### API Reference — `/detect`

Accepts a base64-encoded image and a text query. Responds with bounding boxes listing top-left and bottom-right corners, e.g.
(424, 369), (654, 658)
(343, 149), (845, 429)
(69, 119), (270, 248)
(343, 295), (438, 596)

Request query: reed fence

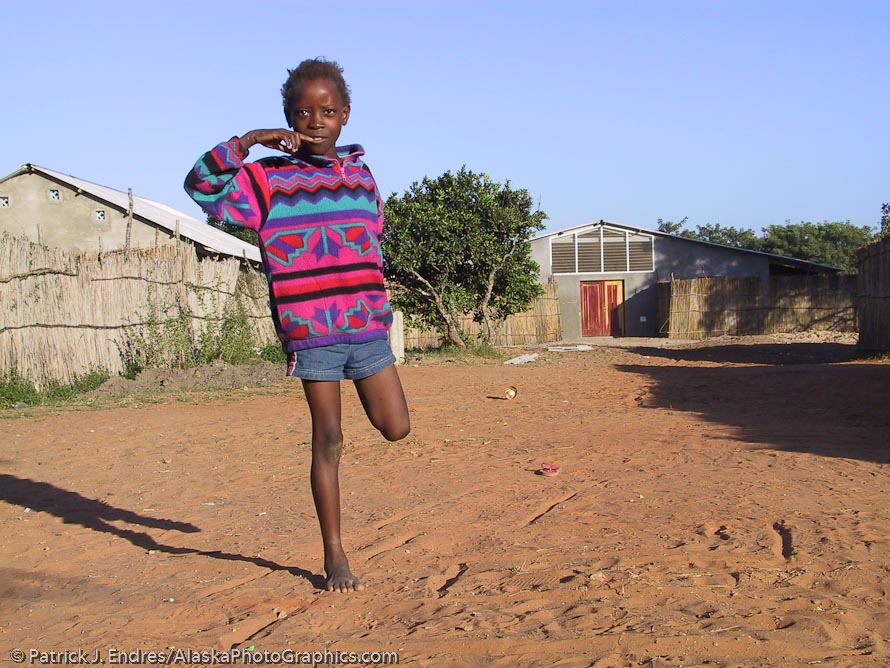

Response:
(658, 275), (857, 340)
(1, 233), (562, 388)
(857, 237), (890, 351)
(403, 282), (562, 349)
(0, 233), (275, 389)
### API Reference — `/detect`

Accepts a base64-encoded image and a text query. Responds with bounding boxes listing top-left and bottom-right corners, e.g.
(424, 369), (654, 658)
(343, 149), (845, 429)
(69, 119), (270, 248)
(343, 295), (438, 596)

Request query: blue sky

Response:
(3, 1), (888, 235)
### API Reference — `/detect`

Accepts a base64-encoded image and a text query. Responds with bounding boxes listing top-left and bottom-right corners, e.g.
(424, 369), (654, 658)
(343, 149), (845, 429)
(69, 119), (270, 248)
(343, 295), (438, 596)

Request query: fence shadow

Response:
(629, 341), (860, 366)
(0, 474), (325, 588)
(616, 351), (890, 463)
(659, 275), (858, 339)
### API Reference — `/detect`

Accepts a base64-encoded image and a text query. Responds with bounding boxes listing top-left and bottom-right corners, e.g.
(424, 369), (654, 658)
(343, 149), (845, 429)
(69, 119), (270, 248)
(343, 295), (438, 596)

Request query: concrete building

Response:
(0, 164), (260, 262)
(530, 220), (842, 339)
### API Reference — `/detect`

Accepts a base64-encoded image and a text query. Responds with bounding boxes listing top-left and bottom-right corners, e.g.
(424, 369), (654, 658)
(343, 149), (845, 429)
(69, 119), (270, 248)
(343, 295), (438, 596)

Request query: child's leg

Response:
(301, 379), (364, 593)
(353, 365), (410, 441)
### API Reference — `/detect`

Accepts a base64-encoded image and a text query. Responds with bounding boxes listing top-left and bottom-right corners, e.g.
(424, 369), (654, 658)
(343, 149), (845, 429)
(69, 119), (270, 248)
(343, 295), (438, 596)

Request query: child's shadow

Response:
(0, 473), (326, 589)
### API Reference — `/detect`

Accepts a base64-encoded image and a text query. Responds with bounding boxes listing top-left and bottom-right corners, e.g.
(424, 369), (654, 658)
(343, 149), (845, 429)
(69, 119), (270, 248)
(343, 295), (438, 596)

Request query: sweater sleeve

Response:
(183, 137), (268, 231)
(374, 182), (385, 238)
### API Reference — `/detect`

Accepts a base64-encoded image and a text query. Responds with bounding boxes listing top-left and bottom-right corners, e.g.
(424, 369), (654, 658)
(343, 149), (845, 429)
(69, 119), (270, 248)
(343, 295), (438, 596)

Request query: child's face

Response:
(288, 78), (350, 159)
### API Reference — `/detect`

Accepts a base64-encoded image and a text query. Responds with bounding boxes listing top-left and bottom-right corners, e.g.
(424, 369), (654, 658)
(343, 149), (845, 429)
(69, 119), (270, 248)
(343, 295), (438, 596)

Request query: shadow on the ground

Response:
(616, 343), (889, 463)
(628, 342), (860, 366)
(0, 474), (326, 589)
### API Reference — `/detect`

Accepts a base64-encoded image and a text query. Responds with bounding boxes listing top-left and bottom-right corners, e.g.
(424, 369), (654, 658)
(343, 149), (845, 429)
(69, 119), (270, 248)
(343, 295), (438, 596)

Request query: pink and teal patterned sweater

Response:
(185, 138), (393, 353)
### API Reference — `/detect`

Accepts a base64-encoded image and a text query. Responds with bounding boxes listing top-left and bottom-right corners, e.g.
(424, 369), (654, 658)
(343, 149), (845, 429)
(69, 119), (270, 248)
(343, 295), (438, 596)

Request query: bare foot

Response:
(325, 560), (365, 593)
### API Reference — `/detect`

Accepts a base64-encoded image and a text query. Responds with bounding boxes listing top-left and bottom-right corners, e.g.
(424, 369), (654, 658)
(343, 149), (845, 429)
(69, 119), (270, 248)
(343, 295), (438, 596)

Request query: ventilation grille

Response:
(551, 226), (654, 274)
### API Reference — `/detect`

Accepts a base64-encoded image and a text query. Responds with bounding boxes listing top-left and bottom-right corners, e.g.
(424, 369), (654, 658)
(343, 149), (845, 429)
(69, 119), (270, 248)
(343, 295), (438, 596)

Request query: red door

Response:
(581, 281), (624, 336)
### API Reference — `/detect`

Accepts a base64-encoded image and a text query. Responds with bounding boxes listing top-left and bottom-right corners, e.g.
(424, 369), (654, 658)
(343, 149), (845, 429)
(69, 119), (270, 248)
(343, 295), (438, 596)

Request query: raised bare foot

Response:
(325, 560), (365, 593)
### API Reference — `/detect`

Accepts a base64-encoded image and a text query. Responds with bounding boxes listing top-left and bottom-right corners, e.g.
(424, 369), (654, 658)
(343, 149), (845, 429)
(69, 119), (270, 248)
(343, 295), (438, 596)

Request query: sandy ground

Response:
(1, 334), (888, 668)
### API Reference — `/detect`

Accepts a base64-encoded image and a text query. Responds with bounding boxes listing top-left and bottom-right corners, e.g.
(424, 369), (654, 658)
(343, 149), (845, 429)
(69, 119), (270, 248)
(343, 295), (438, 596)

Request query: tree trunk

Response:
(444, 316), (465, 347)
(410, 270), (467, 348)
(480, 306), (497, 344)
(477, 267), (499, 344)
(430, 288), (466, 348)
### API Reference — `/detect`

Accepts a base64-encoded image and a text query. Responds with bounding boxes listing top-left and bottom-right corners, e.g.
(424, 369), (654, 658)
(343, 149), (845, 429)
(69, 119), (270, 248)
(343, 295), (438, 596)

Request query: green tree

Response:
(684, 222), (763, 250)
(881, 203), (890, 238)
(761, 220), (877, 271)
(657, 215), (880, 269)
(656, 217), (688, 235)
(207, 214), (258, 246)
(659, 217), (762, 250)
(382, 168), (547, 347)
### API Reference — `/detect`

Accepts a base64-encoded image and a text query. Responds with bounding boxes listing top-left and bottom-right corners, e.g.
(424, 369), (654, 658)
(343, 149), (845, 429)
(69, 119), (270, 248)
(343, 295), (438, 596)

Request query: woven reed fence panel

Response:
(403, 282), (562, 349)
(857, 237), (890, 351)
(1, 232), (563, 387)
(0, 234), (275, 389)
(659, 274), (857, 340)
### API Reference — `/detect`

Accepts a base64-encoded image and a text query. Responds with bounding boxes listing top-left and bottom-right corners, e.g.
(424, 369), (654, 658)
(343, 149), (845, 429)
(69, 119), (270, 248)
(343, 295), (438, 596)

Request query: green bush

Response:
(409, 341), (505, 362)
(1, 369), (110, 409)
(258, 342), (286, 363)
(125, 295), (275, 375)
(214, 302), (259, 366)
(126, 304), (197, 374)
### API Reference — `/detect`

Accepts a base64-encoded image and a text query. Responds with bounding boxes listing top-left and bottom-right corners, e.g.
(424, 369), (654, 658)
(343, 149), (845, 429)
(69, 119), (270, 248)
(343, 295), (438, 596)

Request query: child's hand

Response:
(239, 129), (322, 154)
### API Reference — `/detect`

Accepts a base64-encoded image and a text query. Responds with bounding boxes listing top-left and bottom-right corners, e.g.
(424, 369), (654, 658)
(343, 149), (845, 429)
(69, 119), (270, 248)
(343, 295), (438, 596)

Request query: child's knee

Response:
(381, 420), (410, 442)
(315, 438), (344, 464)
(314, 426), (344, 462)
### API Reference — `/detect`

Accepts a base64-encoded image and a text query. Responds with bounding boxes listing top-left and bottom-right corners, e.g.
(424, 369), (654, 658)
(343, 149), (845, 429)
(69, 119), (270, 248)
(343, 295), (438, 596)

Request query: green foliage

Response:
(124, 295), (274, 375)
(257, 342), (287, 363)
(761, 221), (877, 271)
(658, 216), (879, 271)
(687, 223), (763, 250)
(0, 370), (40, 407)
(408, 342), (505, 362)
(197, 300), (258, 366)
(207, 214), (259, 246)
(881, 203), (890, 238)
(658, 217), (762, 249)
(656, 217), (687, 235)
(382, 167), (546, 346)
(125, 303), (197, 373)
(1, 369), (110, 409)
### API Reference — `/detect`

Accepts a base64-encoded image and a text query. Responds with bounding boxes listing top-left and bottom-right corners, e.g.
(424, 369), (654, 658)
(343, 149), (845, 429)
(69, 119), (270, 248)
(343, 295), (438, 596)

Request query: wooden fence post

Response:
(389, 310), (405, 364)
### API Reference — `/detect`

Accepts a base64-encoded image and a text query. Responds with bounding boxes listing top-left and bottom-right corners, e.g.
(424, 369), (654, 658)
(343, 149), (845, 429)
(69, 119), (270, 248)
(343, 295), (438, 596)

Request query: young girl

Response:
(184, 58), (410, 593)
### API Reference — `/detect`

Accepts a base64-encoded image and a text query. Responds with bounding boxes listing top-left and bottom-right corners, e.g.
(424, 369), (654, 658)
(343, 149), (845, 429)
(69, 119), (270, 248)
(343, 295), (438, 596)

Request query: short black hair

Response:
(281, 58), (351, 126)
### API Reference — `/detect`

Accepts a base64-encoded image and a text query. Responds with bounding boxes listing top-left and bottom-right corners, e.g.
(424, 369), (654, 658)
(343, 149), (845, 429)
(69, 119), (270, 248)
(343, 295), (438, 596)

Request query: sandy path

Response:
(1, 341), (888, 667)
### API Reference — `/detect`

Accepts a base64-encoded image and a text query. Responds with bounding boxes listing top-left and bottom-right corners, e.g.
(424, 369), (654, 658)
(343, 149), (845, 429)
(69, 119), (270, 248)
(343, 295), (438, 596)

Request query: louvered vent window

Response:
(629, 232), (654, 271)
(0, 196), (9, 208)
(602, 229), (627, 272)
(550, 225), (654, 274)
(551, 236), (576, 273)
(577, 230), (602, 272)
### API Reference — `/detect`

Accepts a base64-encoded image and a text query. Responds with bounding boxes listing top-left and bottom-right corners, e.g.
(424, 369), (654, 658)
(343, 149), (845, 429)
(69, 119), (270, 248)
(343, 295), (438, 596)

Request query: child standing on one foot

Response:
(184, 58), (410, 593)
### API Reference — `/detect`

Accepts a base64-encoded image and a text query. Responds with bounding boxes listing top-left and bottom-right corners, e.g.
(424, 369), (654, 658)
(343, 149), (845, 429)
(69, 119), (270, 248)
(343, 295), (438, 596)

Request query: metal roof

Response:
(534, 219), (843, 273)
(1, 164), (261, 263)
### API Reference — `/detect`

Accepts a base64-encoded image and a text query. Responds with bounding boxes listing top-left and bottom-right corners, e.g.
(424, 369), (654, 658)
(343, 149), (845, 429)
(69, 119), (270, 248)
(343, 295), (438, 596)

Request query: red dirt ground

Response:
(2, 334), (888, 667)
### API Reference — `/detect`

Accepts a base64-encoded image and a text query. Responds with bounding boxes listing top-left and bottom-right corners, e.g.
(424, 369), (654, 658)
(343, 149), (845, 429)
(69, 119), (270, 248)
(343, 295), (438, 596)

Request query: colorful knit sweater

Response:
(184, 138), (393, 352)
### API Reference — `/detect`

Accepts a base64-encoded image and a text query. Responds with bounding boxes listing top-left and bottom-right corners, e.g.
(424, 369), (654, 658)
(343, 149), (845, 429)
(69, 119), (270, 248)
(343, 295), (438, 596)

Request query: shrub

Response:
(1, 369), (110, 409)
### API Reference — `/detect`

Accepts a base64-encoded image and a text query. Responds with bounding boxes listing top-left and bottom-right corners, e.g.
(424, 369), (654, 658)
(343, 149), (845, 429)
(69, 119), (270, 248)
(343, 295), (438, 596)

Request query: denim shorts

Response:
(287, 339), (396, 381)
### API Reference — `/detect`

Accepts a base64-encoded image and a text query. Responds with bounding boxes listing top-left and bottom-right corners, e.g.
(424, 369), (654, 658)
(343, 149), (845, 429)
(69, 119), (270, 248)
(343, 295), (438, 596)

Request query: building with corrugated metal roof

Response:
(0, 164), (261, 263)
(531, 220), (845, 338)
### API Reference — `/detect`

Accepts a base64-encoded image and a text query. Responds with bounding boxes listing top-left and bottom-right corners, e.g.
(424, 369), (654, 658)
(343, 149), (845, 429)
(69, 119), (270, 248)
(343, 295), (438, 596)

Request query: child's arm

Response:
(240, 128), (322, 154)
(184, 129), (320, 231)
(184, 136), (268, 231)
